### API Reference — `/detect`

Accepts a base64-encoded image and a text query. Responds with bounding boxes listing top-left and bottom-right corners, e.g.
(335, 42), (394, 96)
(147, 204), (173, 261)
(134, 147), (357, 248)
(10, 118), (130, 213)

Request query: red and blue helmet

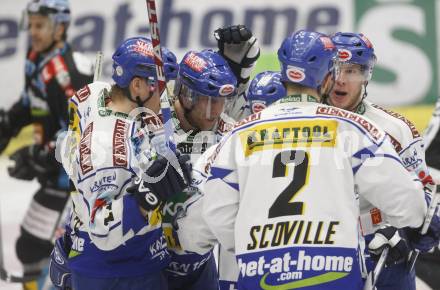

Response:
(248, 71), (286, 114)
(112, 37), (178, 88)
(277, 30), (337, 89)
(174, 49), (237, 101)
(26, 0), (70, 24)
(331, 32), (376, 81)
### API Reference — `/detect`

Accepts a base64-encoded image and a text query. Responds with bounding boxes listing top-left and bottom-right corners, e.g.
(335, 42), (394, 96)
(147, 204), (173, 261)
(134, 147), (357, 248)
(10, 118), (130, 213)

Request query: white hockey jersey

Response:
(177, 95), (427, 290)
(357, 100), (430, 235)
(63, 82), (169, 278)
(162, 108), (235, 277)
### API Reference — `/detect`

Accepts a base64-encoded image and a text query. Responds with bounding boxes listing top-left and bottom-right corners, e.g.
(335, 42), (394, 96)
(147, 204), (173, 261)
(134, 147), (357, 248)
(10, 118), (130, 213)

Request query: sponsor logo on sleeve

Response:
(113, 119), (128, 167)
(370, 104), (420, 138)
(76, 85), (91, 103)
(79, 122), (94, 174)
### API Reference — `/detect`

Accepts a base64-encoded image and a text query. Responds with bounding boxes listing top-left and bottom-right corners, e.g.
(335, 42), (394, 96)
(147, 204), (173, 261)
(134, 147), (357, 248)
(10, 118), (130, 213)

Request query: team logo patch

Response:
(251, 101), (267, 114)
(338, 49), (352, 62)
(133, 40), (153, 57)
(286, 67), (306, 83)
(184, 52), (207, 72)
(219, 84), (235, 96)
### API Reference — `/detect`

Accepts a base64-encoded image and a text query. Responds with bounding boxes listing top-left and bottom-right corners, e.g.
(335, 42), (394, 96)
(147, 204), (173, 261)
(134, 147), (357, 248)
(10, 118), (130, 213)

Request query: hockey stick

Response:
(363, 246), (389, 290)
(406, 183), (440, 272)
(93, 51), (103, 83)
(146, 0), (176, 153)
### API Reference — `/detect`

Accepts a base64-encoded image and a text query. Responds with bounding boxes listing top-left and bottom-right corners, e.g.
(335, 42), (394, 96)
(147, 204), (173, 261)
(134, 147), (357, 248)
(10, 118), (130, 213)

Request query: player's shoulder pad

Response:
(365, 101), (421, 141)
(315, 104), (385, 142)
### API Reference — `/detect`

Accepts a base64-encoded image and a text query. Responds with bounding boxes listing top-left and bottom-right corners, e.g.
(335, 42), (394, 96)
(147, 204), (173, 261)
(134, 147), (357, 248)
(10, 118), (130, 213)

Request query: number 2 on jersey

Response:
(269, 150), (309, 218)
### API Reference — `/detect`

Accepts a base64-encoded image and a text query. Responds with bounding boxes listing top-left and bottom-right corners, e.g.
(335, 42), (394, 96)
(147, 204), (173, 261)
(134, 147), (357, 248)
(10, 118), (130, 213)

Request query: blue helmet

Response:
(277, 30), (337, 89)
(331, 32), (376, 80)
(248, 71), (286, 114)
(26, 0), (70, 24)
(174, 49), (237, 101)
(112, 37), (178, 88)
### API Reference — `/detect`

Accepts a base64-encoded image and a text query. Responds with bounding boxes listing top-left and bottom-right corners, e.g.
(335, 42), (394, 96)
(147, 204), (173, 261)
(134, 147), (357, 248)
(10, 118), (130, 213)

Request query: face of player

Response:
(28, 14), (61, 53)
(189, 96), (226, 131)
(131, 77), (161, 113)
(328, 63), (365, 111)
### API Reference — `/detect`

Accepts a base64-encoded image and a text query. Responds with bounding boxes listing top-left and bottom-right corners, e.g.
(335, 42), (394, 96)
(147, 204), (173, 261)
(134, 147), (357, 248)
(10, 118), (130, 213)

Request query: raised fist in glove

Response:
(128, 152), (192, 212)
(368, 225), (410, 266)
(214, 24), (260, 87)
(8, 143), (58, 181)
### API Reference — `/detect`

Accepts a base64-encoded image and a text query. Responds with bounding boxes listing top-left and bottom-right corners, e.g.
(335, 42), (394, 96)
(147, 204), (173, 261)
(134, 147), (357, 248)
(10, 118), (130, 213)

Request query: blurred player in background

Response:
(0, 0), (93, 288)
(327, 32), (440, 290)
(176, 30), (432, 290)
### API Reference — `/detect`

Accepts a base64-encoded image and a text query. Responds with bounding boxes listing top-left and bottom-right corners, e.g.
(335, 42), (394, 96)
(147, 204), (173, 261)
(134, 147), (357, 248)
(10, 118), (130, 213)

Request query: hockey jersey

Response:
(177, 95), (427, 290)
(356, 100), (430, 235)
(64, 81), (169, 278)
(162, 107), (235, 277)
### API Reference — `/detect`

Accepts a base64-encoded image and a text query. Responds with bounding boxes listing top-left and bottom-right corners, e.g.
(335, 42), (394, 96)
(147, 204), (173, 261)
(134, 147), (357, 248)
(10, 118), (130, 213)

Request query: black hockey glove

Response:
(8, 144), (59, 181)
(0, 109), (13, 153)
(406, 214), (440, 253)
(127, 152), (192, 212)
(368, 225), (411, 266)
(214, 24), (260, 88)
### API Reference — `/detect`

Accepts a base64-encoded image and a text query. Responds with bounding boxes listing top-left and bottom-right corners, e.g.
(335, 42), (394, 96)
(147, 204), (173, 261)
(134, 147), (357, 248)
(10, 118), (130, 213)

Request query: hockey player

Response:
(176, 30), (431, 290)
(0, 0), (93, 288)
(162, 48), (237, 290)
(52, 37), (191, 290)
(216, 70), (286, 290)
(327, 32), (440, 290)
(162, 25), (260, 290)
(247, 71), (286, 114)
